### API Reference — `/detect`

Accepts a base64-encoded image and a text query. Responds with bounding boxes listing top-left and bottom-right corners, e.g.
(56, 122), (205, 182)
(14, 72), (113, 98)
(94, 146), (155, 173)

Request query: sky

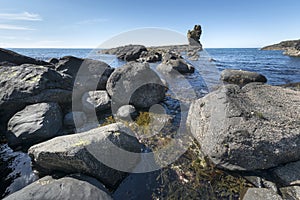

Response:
(0, 0), (299, 48)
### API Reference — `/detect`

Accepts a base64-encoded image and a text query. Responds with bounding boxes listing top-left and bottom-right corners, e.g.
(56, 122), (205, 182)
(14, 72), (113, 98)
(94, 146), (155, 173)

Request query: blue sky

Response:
(0, 0), (299, 48)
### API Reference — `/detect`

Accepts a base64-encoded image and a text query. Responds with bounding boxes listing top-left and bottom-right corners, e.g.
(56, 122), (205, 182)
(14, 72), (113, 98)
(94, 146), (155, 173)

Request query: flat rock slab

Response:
(28, 123), (141, 189)
(3, 175), (112, 200)
(187, 83), (300, 171)
(242, 188), (282, 200)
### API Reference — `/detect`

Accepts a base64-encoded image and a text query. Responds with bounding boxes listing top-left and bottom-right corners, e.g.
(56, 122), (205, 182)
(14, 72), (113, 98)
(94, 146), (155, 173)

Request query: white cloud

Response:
(0, 12), (42, 21)
(76, 18), (108, 25)
(0, 24), (35, 30)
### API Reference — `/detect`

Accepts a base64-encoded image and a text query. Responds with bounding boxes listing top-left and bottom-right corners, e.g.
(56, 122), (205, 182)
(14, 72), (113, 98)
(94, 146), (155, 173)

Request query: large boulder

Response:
(28, 123), (141, 189)
(55, 56), (114, 90)
(187, 83), (300, 171)
(3, 175), (112, 200)
(0, 65), (72, 131)
(0, 48), (50, 66)
(220, 69), (267, 86)
(106, 62), (165, 108)
(7, 103), (62, 148)
(82, 91), (111, 113)
(101, 45), (147, 61)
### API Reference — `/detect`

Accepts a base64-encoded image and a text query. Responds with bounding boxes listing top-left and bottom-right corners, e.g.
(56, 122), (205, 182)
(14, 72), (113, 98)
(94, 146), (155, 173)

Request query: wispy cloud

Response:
(0, 24), (35, 30)
(0, 12), (42, 21)
(76, 18), (108, 25)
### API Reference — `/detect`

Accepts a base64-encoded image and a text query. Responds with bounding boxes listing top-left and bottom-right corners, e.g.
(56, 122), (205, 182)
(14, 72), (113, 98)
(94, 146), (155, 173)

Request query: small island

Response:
(262, 39), (300, 57)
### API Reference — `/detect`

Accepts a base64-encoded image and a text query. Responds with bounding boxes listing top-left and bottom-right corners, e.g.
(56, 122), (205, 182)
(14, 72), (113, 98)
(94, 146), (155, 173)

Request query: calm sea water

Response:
(10, 48), (300, 85)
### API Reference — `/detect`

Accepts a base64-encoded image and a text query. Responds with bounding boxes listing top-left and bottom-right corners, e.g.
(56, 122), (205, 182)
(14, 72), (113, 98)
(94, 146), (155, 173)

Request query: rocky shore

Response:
(262, 39), (300, 57)
(1, 28), (300, 199)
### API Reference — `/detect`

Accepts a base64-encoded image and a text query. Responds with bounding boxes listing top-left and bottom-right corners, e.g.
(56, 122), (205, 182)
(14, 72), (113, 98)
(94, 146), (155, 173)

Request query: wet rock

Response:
(242, 188), (282, 200)
(101, 45), (147, 61)
(7, 103), (62, 148)
(0, 64), (72, 131)
(115, 105), (137, 120)
(64, 112), (87, 128)
(106, 62), (165, 108)
(82, 91), (111, 113)
(220, 69), (267, 86)
(280, 186), (300, 200)
(272, 161), (300, 186)
(3, 174), (112, 200)
(157, 59), (194, 74)
(55, 56), (114, 90)
(187, 83), (300, 171)
(28, 123), (141, 189)
(157, 52), (194, 74)
(0, 48), (50, 66)
(137, 50), (162, 63)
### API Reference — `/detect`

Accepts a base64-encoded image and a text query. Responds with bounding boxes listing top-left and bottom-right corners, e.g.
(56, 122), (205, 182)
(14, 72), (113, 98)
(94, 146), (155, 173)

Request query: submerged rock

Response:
(28, 123), (141, 189)
(7, 103), (62, 148)
(106, 62), (165, 108)
(101, 45), (147, 61)
(0, 48), (49, 66)
(220, 69), (267, 86)
(3, 174), (112, 200)
(187, 83), (300, 171)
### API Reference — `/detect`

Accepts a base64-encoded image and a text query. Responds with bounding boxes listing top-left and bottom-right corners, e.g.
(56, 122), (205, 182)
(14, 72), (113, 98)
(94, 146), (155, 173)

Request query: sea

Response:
(1, 48), (299, 198)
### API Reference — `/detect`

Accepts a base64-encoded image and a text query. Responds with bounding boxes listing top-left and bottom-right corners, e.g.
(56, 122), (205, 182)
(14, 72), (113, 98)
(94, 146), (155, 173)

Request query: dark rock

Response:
(7, 103), (62, 148)
(157, 52), (194, 74)
(3, 175), (112, 200)
(138, 51), (162, 63)
(106, 62), (165, 108)
(48, 58), (59, 65)
(101, 45), (147, 61)
(82, 91), (111, 113)
(280, 186), (300, 200)
(55, 56), (114, 90)
(242, 188), (282, 200)
(0, 48), (49, 66)
(0, 65), (72, 132)
(64, 112), (87, 128)
(157, 57), (195, 74)
(272, 161), (300, 186)
(220, 69), (267, 86)
(187, 83), (300, 171)
(28, 123), (141, 189)
(187, 25), (203, 47)
(115, 105), (137, 120)
(262, 39), (300, 57)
